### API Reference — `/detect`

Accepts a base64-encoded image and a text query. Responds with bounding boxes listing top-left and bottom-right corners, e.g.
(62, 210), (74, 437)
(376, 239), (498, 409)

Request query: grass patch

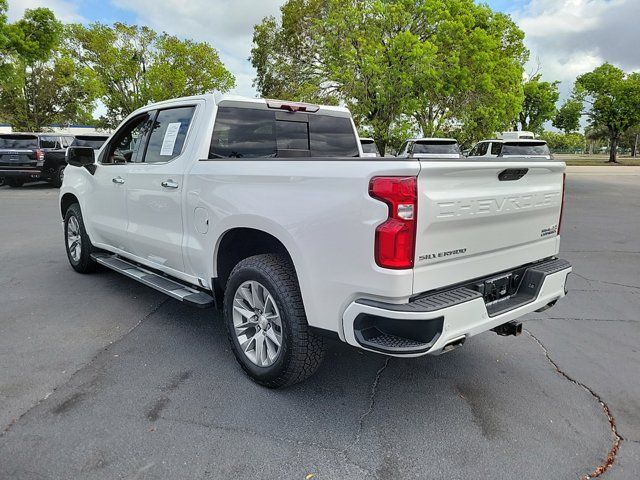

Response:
(554, 154), (640, 166)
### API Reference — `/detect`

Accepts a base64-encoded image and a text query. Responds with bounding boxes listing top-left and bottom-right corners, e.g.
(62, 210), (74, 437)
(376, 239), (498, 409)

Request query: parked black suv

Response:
(0, 133), (75, 187)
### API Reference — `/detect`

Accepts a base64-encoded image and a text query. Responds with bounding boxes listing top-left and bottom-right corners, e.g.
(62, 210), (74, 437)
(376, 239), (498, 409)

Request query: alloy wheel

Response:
(232, 280), (283, 367)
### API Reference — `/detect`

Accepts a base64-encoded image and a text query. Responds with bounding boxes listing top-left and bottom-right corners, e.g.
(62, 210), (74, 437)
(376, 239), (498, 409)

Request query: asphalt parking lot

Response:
(1, 172), (639, 479)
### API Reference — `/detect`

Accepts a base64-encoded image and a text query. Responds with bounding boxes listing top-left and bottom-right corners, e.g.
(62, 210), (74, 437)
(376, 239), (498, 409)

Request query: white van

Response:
(498, 131), (536, 140)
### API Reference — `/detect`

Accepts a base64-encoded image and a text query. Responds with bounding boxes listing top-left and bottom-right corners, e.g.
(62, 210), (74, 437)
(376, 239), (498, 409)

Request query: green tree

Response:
(0, 4), (96, 130)
(620, 125), (640, 157)
(538, 131), (584, 153)
(411, 2), (528, 142)
(66, 23), (235, 127)
(0, 0), (9, 59)
(0, 56), (100, 131)
(568, 63), (640, 163)
(0, 2), (61, 67)
(251, 0), (334, 104)
(251, 0), (528, 155)
(553, 98), (582, 133)
(517, 75), (559, 133)
(584, 124), (609, 155)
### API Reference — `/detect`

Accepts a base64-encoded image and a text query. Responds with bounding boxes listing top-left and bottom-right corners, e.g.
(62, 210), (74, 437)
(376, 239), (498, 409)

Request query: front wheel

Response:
(64, 203), (97, 273)
(223, 254), (325, 388)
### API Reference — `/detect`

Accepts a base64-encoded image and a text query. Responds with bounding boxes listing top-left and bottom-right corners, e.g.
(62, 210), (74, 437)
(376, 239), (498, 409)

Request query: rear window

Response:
(209, 106), (358, 158)
(412, 141), (460, 155)
(0, 135), (39, 149)
(73, 136), (109, 148)
(501, 142), (550, 156)
(39, 136), (61, 149)
(361, 139), (379, 155)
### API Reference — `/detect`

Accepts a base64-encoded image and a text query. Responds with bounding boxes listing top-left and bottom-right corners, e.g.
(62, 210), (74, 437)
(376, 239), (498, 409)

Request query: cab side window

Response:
(474, 142), (489, 156)
(143, 106), (195, 164)
(40, 136), (61, 149)
(102, 113), (152, 164)
(490, 142), (502, 155)
(398, 141), (410, 156)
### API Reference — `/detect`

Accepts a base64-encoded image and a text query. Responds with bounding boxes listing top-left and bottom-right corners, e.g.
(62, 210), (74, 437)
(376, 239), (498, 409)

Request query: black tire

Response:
(51, 165), (65, 188)
(6, 178), (24, 188)
(64, 203), (97, 273)
(223, 254), (325, 388)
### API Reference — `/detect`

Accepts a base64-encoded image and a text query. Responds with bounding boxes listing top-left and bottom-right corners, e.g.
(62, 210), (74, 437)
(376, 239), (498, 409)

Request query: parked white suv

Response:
(60, 94), (571, 387)
(468, 139), (552, 160)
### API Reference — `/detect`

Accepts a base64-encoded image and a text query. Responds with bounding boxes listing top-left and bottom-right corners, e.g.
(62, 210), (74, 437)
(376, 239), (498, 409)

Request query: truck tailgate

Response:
(413, 160), (565, 294)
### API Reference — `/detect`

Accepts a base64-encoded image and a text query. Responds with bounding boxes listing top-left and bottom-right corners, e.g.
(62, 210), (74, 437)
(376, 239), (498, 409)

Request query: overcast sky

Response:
(7, 0), (640, 101)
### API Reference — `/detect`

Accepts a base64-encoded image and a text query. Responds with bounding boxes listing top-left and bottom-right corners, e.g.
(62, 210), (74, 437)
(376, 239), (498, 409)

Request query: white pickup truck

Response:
(60, 94), (571, 387)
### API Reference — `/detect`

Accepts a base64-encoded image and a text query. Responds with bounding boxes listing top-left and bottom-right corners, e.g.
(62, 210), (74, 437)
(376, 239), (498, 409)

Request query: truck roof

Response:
(480, 139), (547, 144)
(141, 93), (352, 117)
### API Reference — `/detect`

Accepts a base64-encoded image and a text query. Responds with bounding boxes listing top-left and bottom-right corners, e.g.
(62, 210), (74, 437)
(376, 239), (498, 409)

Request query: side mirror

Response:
(66, 146), (95, 168)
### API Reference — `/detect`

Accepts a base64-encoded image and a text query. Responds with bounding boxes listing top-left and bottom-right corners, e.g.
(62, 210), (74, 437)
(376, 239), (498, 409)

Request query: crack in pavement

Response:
(1, 298), (171, 435)
(572, 272), (640, 292)
(156, 414), (376, 478)
(349, 357), (391, 450)
(541, 317), (639, 324)
(525, 330), (622, 479)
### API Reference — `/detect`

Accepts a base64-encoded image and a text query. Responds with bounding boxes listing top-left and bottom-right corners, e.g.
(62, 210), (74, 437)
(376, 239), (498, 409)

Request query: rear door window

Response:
(0, 135), (39, 149)
(143, 106), (196, 163)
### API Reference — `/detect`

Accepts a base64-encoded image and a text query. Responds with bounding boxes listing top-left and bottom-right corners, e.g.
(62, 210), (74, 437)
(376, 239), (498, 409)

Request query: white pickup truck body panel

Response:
(412, 161), (563, 294)
(60, 94), (570, 354)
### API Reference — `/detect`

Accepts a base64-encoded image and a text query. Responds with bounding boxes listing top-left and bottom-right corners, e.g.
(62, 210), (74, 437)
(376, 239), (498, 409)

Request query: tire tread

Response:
(224, 254), (325, 388)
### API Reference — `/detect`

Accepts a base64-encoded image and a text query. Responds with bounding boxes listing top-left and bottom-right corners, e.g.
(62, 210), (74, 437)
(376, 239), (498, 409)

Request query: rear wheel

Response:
(64, 203), (96, 273)
(6, 178), (24, 188)
(223, 254), (325, 388)
(51, 165), (65, 188)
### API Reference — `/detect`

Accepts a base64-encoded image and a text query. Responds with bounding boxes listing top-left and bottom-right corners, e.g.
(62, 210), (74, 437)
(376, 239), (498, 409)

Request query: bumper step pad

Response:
(91, 253), (214, 308)
(361, 332), (431, 351)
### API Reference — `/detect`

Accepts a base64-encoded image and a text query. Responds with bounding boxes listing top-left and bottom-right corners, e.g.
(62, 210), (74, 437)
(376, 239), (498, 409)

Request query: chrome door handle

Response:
(112, 176), (125, 184)
(161, 179), (179, 189)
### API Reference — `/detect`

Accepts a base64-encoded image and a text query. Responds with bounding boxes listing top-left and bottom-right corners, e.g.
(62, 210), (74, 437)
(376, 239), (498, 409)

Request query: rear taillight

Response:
(369, 176), (417, 269)
(35, 149), (45, 164)
(558, 172), (566, 234)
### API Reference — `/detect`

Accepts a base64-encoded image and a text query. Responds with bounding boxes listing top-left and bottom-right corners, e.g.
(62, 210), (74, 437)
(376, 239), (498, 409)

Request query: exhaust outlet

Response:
(441, 335), (466, 354)
(492, 321), (523, 337)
